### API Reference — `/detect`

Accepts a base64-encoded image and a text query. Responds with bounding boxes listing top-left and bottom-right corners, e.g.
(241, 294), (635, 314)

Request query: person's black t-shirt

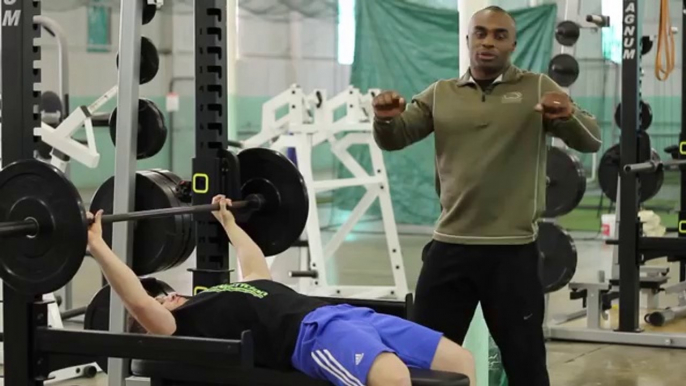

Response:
(171, 280), (328, 369)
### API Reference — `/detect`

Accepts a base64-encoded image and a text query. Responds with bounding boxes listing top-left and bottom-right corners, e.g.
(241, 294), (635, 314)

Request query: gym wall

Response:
(37, 1), (350, 191)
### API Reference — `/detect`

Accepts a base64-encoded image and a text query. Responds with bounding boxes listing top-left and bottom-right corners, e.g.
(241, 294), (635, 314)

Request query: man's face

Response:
(155, 292), (187, 311)
(467, 10), (516, 74)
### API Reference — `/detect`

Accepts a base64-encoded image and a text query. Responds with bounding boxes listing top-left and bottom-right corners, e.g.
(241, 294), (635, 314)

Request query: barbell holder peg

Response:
(623, 159), (686, 175)
(623, 161), (662, 175)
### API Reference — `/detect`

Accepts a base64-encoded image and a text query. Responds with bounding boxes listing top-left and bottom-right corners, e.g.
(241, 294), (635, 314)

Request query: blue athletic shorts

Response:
(291, 304), (443, 386)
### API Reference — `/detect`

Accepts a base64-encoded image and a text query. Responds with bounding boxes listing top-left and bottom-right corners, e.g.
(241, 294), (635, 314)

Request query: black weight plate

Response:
(143, 1), (158, 25)
(150, 170), (194, 270)
(116, 36), (159, 85)
(555, 21), (580, 47)
(158, 171), (196, 266)
(545, 147), (586, 217)
(548, 54), (579, 87)
(109, 99), (168, 160)
(146, 99), (167, 156)
(137, 100), (167, 159)
(237, 148), (309, 256)
(150, 170), (195, 269)
(89, 173), (180, 275)
(84, 278), (175, 373)
(597, 143), (664, 203)
(537, 222), (577, 293)
(36, 141), (53, 160)
(614, 100), (653, 131)
(0, 160), (87, 295)
(139, 171), (186, 271)
(40, 91), (63, 115)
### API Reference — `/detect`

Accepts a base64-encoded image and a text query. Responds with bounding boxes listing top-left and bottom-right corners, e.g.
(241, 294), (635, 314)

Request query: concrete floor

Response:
(13, 210), (686, 386)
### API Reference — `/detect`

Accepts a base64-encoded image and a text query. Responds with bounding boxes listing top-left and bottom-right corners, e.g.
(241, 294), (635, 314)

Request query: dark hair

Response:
(127, 314), (148, 334)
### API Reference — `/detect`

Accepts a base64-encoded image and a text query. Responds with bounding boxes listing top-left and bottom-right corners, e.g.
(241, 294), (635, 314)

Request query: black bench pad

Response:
(131, 359), (469, 386)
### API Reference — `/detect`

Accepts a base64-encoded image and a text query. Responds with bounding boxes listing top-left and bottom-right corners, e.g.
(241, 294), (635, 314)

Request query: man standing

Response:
(371, 6), (601, 386)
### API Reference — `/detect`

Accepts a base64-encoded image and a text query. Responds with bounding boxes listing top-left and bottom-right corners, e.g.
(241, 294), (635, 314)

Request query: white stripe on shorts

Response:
(311, 351), (359, 386)
(320, 349), (364, 386)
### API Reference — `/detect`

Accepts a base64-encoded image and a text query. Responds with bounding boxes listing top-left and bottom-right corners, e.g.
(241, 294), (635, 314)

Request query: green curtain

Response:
(332, 0), (558, 226)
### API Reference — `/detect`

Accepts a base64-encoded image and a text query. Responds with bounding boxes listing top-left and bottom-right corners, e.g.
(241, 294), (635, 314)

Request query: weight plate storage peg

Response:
(548, 54), (580, 87)
(537, 222), (578, 293)
(545, 146), (586, 218)
(0, 160), (88, 295)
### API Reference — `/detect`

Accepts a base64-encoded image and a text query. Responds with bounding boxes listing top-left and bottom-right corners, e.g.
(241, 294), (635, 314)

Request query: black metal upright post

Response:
(191, 0), (233, 294)
(1, 0), (44, 384)
(680, 0), (686, 283)
(618, 0), (642, 332)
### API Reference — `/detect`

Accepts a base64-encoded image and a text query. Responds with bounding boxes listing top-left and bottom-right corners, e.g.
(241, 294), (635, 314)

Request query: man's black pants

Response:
(413, 240), (550, 386)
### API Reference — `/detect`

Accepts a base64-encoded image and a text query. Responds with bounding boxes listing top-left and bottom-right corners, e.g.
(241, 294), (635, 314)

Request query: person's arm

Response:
(372, 83), (436, 151)
(212, 195), (272, 281)
(538, 74), (602, 153)
(224, 221), (272, 281)
(88, 212), (176, 335)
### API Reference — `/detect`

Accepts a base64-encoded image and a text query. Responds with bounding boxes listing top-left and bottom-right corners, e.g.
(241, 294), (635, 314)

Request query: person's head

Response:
(467, 6), (517, 77)
(126, 292), (188, 334)
(155, 292), (188, 311)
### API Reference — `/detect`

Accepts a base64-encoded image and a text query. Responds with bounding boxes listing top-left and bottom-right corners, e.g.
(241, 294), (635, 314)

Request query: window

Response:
(601, 0), (622, 64)
(337, 0), (356, 65)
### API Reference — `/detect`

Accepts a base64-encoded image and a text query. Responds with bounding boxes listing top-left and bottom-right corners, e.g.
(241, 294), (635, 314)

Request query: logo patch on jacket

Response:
(502, 92), (523, 103)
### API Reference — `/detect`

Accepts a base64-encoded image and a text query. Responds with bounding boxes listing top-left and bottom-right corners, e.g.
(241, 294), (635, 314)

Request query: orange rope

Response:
(655, 0), (676, 81)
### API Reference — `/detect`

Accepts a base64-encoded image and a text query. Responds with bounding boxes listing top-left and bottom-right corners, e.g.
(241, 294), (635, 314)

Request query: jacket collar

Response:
(456, 65), (522, 87)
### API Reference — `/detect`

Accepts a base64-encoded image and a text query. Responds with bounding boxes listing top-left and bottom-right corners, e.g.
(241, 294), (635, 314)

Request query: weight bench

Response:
(130, 294), (468, 385)
(130, 360), (469, 386)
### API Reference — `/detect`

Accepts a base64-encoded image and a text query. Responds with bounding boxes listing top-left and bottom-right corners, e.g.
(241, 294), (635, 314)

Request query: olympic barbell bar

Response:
(0, 195), (268, 239)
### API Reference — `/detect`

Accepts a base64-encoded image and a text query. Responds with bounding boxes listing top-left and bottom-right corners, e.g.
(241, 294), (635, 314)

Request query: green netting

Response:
(332, 0), (558, 226)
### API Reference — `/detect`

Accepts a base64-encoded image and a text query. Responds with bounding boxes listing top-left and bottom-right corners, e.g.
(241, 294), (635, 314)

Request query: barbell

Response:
(0, 148), (309, 295)
(0, 194), (265, 236)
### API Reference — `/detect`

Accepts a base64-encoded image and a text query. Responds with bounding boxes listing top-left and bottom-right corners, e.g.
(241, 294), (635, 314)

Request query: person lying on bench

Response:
(87, 195), (475, 386)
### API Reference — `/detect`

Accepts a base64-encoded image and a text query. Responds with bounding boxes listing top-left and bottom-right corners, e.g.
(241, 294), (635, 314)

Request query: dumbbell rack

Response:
(243, 85), (409, 300)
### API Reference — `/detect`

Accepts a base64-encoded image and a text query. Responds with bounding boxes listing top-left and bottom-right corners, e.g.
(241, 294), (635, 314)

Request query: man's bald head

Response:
(467, 6), (517, 79)
(469, 6), (517, 35)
